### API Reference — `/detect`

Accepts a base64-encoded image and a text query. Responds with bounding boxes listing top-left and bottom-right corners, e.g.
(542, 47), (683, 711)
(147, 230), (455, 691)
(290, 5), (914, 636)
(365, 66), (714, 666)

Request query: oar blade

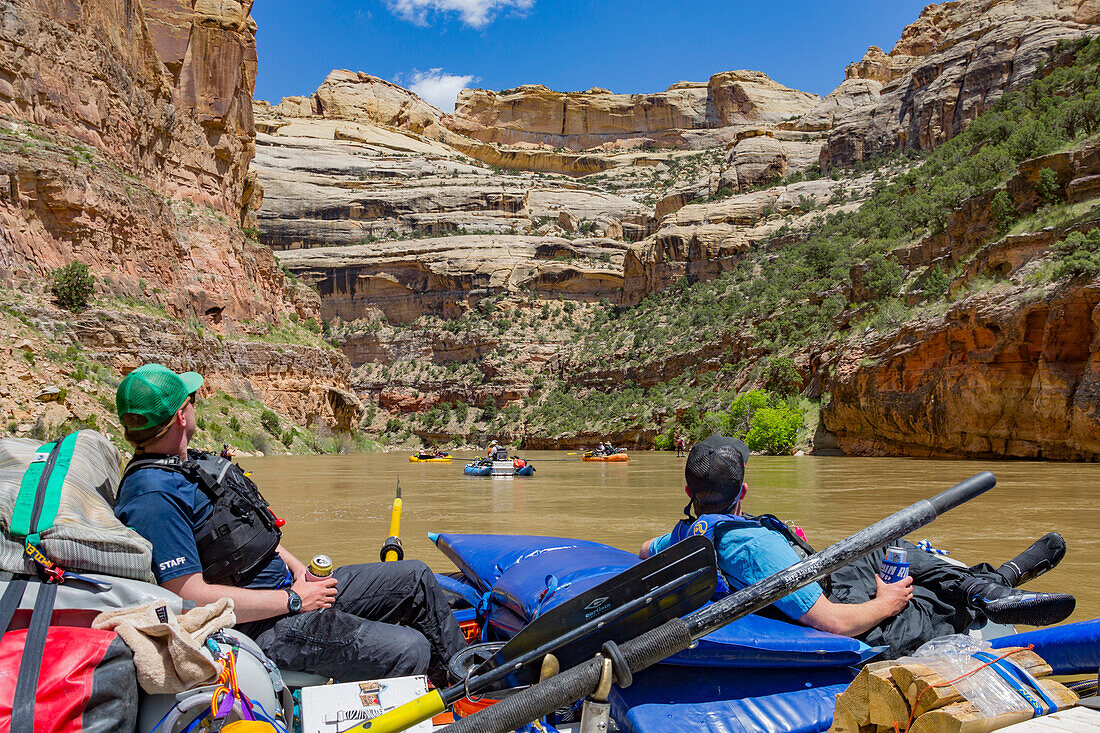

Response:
(476, 534), (717, 689)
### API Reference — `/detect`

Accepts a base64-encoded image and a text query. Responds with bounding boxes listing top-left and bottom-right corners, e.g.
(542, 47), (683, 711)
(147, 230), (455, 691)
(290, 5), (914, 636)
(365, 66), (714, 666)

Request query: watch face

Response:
(287, 590), (302, 613)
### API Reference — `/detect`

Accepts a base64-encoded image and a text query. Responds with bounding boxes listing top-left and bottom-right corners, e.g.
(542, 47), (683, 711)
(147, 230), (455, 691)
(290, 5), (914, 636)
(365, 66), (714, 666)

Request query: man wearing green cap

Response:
(114, 364), (465, 686)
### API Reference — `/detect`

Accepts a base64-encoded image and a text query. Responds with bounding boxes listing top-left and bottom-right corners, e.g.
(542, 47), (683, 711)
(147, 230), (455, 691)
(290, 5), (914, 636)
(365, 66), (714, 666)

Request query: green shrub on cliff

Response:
(50, 262), (95, 312)
(920, 264), (951, 301)
(260, 409), (280, 435)
(763, 356), (803, 396)
(991, 190), (1019, 233)
(1053, 229), (1100, 278)
(1035, 168), (1062, 206)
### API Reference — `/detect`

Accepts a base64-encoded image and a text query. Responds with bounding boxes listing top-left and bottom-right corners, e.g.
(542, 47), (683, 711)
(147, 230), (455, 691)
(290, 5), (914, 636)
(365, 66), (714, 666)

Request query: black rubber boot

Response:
(995, 532), (1067, 587)
(964, 578), (1076, 626)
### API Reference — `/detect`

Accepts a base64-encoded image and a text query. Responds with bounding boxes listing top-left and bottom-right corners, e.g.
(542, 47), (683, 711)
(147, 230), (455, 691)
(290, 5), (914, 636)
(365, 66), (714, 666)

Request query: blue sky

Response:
(253, 1), (931, 112)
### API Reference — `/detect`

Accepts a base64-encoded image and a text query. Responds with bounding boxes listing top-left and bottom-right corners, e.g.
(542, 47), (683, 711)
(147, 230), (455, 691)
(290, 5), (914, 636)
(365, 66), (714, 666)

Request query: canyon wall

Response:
(450, 72), (820, 150)
(247, 0), (1100, 458)
(821, 140), (1100, 459)
(813, 0), (1100, 167)
(0, 0), (356, 438)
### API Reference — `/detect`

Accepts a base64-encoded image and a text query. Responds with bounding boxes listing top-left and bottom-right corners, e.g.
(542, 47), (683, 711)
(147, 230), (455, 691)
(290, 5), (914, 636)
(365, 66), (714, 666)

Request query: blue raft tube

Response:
(428, 533), (1100, 733)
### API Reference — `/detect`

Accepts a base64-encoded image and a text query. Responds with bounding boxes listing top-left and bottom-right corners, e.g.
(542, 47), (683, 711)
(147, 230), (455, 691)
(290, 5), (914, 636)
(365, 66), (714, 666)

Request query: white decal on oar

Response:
(584, 596), (611, 619)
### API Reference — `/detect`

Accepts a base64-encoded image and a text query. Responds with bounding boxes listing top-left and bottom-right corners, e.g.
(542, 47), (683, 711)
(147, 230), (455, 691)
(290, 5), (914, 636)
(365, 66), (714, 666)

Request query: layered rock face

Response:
(813, 0), (1100, 167)
(307, 70), (452, 141)
(450, 72), (820, 150)
(825, 282), (1100, 459)
(0, 0), (257, 221)
(280, 235), (626, 327)
(622, 176), (872, 304)
(822, 140), (1100, 459)
(0, 0), (263, 297)
(252, 111), (652, 249)
(0, 0), (356, 435)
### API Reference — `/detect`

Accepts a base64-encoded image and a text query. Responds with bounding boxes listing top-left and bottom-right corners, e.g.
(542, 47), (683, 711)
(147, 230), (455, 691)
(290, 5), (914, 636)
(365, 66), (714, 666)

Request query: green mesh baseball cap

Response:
(116, 364), (204, 431)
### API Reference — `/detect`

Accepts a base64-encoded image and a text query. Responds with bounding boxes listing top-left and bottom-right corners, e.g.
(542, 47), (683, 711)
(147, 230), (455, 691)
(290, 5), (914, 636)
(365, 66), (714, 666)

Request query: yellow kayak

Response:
(582, 452), (628, 462)
(409, 454), (453, 463)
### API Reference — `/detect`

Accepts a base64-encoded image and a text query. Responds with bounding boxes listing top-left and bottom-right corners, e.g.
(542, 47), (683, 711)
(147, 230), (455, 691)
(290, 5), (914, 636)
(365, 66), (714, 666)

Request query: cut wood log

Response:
(867, 665), (911, 730)
(906, 679), (1078, 733)
(891, 647), (1053, 718)
(829, 695), (863, 733)
(835, 661), (895, 728)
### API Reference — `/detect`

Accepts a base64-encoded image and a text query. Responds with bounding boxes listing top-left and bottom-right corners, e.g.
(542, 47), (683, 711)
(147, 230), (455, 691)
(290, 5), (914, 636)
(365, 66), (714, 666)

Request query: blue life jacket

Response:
(669, 513), (817, 599)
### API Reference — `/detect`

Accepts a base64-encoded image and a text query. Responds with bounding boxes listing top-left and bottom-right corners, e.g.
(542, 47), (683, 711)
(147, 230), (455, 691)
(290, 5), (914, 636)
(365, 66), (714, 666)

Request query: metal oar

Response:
(442, 471), (997, 733)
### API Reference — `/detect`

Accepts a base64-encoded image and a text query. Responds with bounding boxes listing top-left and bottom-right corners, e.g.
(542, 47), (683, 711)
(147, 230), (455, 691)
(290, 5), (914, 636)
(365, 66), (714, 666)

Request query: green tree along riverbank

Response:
(358, 36), (1100, 454)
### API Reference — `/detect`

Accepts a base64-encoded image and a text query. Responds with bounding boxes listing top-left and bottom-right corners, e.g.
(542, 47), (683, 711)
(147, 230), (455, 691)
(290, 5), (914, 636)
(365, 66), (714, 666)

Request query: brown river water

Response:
(240, 451), (1100, 626)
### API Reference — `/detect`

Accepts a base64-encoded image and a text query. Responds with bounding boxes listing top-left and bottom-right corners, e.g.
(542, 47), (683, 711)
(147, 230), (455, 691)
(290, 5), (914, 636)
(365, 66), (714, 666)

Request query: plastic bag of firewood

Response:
(830, 635), (1078, 733)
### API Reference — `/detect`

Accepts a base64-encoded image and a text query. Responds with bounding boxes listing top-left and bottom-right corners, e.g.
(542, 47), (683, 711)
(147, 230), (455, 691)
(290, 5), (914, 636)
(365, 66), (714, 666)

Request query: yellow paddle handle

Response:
(350, 689), (445, 732)
(384, 496), (402, 562)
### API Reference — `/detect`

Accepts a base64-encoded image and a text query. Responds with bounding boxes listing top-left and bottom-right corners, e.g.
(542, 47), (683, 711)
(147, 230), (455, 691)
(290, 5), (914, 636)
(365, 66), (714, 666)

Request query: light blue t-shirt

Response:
(650, 521), (823, 620)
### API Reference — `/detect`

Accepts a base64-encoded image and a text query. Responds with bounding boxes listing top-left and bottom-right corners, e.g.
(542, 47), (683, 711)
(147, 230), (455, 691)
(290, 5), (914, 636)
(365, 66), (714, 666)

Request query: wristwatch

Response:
(285, 589), (303, 615)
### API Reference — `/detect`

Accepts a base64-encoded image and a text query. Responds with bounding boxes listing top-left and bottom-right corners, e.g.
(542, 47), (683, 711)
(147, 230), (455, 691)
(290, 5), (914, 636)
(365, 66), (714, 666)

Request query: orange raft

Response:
(581, 451), (628, 462)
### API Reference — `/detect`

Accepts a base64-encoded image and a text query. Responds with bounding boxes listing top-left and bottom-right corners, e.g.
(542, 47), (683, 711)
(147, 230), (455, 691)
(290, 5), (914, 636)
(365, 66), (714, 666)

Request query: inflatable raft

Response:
(464, 459), (535, 477)
(409, 452), (452, 463)
(431, 533), (1100, 733)
(582, 451), (628, 462)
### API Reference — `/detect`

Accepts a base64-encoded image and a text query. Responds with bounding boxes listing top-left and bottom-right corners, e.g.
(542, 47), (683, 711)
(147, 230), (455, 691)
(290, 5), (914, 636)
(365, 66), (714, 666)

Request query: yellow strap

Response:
(349, 689), (445, 733)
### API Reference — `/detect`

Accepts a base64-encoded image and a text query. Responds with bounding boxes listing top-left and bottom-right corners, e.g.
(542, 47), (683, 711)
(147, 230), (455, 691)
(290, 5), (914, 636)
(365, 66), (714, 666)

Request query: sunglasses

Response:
(188, 392), (198, 406)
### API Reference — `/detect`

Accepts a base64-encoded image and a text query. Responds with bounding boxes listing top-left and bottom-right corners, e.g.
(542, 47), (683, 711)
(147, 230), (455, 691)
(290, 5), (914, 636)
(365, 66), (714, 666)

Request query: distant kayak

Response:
(582, 451), (628, 462)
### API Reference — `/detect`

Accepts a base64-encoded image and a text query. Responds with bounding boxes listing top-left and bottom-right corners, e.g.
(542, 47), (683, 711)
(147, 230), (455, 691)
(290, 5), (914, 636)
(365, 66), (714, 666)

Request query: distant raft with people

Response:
(463, 457), (535, 477)
(582, 450), (628, 462)
(409, 450), (452, 463)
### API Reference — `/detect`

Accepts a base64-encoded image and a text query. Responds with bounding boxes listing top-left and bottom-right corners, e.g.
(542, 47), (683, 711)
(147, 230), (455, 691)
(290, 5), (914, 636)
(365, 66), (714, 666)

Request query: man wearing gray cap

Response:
(642, 435), (1074, 657)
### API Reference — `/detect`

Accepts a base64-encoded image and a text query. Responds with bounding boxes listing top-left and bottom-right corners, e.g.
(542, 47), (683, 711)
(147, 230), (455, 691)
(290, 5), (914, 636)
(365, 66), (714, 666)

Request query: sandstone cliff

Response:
(821, 140), (1100, 458)
(812, 0), (1100, 167)
(450, 72), (820, 151)
(280, 235), (626, 326)
(0, 0), (356, 444)
(243, 0), (1100, 461)
(823, 279), (1100, 459)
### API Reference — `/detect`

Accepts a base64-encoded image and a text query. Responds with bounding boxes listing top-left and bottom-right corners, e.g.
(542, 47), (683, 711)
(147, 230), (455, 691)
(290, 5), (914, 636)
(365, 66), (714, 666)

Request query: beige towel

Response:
(93, 598), (236, 694)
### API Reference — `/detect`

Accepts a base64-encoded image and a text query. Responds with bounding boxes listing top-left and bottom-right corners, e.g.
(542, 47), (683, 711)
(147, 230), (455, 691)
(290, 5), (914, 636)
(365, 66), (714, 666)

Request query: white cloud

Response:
(385, 0), (534, 28)
(403, 68), (477, 112)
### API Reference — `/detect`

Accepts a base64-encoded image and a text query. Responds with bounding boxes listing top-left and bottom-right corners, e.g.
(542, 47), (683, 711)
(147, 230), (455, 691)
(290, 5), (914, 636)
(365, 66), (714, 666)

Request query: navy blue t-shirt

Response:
(115, 460), (290, 589)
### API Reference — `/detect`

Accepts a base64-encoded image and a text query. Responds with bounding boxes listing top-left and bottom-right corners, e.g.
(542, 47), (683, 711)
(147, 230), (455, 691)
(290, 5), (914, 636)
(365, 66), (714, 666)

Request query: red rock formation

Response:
(823, 140), (1100, 459)
(823, 282), (1100, 459)
(0, 0), (356, 432)
(0, 0), (257, 220)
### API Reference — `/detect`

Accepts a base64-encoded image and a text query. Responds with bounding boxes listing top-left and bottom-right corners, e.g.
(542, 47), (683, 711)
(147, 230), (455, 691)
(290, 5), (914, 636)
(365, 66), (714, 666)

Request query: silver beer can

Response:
(880, 546), (909, 583)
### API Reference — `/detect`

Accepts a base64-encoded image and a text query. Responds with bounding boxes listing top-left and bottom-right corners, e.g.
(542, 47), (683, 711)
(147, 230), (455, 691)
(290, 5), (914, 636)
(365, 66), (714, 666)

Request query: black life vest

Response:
(123, 450), (282, 586)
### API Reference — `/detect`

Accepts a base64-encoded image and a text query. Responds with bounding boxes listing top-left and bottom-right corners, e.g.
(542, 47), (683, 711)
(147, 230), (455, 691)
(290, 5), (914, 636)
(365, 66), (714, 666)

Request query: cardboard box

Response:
(300, 675), (433, 733)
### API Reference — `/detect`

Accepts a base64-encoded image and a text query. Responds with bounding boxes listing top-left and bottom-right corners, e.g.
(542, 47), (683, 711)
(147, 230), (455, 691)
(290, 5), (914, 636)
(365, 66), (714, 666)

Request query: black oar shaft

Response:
(440, 564), (710, 706)
(444, 471), (996, 733)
